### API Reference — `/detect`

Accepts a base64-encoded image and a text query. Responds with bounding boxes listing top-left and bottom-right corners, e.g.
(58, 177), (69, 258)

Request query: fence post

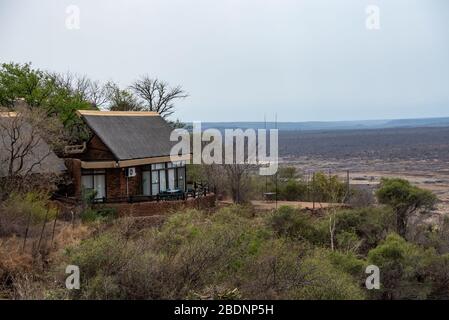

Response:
(22, 211), (32, 252)
(51, 211), (59, 247)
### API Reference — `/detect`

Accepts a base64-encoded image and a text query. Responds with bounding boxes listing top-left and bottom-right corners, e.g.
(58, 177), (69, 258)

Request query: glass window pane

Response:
(93, 174), (106, 199)
(152, 171), (159, 195)
(168, 169), (175, 190)
(151, 171), (158, 183)
(151, 163), (164, 170)
(142, 171), (151, 195)
(160, 170), (167, 192)
(177, 168), (185, 191)
(81, 175), (93, 189)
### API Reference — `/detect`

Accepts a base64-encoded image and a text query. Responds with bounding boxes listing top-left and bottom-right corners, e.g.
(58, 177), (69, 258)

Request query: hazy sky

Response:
(0, 0), (448, 122)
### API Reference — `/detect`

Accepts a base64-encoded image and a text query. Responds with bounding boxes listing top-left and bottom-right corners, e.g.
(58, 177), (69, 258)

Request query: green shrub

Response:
(269, 206), (326, 244)
(0, 191), (58, 236)
(279, 180), (307, 201)
(334, 207), (395, 253)
(367, 233), (439, 299)
(80, 207), (117, 223)
(328, 250), (366, 277)
(294, 249), (365, 300)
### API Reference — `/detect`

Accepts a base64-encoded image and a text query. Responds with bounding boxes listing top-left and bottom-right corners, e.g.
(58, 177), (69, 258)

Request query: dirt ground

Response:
(220, 199), (345, 212)
(250, 200), (345, 211)
(283, 156), (449, 217)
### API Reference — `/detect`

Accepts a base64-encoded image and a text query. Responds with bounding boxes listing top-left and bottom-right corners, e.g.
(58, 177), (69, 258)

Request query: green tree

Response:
(310, 172), (346, 203)
(376, 178), (437, 239)
(0, 62), (51, 108)
(0, 62), (93, 142)
(105, 81), (142, 111)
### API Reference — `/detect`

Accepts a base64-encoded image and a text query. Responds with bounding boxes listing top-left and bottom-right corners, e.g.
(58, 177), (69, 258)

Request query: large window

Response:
(141, 162), (186, 195)
(81, 169), (106, 200)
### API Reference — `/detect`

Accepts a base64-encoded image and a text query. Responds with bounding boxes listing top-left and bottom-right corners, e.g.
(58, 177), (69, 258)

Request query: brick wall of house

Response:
(106, 168), (121, 198)
(64, 158), (82, 196)
(97, 193), (216, 217)
(106, 167), (142, 199)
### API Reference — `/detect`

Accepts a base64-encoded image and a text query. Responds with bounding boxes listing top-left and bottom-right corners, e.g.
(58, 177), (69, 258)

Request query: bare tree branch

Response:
(130, 76), (188, 118)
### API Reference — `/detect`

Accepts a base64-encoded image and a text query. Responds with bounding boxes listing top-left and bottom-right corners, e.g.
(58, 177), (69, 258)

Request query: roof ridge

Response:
(77, 110), (160, 117)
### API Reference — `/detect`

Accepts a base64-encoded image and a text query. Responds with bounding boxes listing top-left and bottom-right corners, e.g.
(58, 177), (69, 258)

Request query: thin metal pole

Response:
(275, 113), (278, 210)
(312, 172), (315, 211)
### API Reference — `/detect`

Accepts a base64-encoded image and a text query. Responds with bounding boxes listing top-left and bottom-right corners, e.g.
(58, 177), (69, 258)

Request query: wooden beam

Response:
(80, 154), (192, 169)
(118, 154), (191, 167)
(80, 161), (116, 169)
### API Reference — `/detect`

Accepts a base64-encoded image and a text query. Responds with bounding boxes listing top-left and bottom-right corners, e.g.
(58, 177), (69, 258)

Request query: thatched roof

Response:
(0, 112), (66, 177)
(77, 110), (179, 161)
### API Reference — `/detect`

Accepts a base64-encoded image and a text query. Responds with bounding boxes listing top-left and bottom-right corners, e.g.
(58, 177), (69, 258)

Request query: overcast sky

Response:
(0, 0), (448, 122)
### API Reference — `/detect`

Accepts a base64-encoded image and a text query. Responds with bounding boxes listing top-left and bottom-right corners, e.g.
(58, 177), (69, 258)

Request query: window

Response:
(177, 167), (185, 191)
(141, 162), (186, 195)
(151, 163), (165, 170)
(168, 168), (175, 190)
(142, 171), (151, 196)
(81, 169), (106, 200)
(159, 169), (167, 192)
(151, 171), (159, 195)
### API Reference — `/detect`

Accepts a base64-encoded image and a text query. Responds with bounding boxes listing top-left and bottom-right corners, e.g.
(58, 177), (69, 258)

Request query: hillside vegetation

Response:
(2, 198), (449, 300)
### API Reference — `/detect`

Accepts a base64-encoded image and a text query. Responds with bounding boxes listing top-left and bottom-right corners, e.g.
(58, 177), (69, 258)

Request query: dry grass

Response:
(0, 221), (92, 299)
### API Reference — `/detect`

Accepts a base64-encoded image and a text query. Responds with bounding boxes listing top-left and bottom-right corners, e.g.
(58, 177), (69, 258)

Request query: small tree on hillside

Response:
(223, 164), (254, 204)
(376, 178), (437, 239)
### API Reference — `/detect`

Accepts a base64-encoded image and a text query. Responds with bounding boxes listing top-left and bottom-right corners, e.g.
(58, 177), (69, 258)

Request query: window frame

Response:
(81, 169), (107, 200)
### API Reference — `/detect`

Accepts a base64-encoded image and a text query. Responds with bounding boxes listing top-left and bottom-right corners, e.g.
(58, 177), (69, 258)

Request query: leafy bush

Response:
(294, 249), (365, 300)
(58, 206), (364, 300)
(333, 207), (395, 253)
(367, 233), (440, 299)
(269, 206), (327, 244)
(278, 180), (307, 201)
